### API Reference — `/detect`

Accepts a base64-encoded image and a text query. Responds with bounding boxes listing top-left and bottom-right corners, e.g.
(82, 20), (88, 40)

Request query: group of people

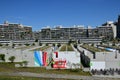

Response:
(91, 68), (120, 75)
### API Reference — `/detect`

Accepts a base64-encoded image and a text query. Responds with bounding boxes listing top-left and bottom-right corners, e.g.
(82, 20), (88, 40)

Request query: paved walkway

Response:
(0, 72), (120, 80)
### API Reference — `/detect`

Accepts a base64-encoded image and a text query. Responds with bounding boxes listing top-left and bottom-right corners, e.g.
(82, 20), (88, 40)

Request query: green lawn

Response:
(0, 62), (91, 76)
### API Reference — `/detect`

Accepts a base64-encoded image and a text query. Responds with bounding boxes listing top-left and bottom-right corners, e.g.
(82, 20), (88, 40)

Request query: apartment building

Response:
(0, 21), (32, 40)
(0, 15), (119, 41)
(97, 21), (116, 40)
(40, 24), (115, 41)
(40, 25), (98, 40)
(39, 15), (120, 41)
(117, 15), (120, 38)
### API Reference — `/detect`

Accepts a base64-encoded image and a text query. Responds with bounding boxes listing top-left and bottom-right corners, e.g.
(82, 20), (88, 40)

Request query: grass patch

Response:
(81, 44), (109, 52)
(0, 76), (73, 80)
(101, 45), (120, 50)
(0, 62), (91, 76)
(67, 45), (74, 51)
(60, 45), (66, 51)
(60, 44), (74, 51)
(15, 46), (35, 50)
(31, 46), (50, 51)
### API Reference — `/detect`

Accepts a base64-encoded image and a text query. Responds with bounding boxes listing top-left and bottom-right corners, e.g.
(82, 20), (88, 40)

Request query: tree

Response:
(8, 56), (15, 63)
(22, 61), (28, 67)
(0, 54), (5, 62)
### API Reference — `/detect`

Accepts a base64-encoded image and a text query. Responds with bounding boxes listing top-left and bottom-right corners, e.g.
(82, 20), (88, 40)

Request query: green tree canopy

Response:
(8, 56), (15, 63)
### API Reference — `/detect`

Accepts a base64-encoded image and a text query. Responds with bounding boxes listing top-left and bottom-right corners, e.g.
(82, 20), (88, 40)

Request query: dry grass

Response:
(81, 44), (109, 52)
(60, 44), (74, 51)
(0, 76), (73, 80)
(30, 46), (50, 51)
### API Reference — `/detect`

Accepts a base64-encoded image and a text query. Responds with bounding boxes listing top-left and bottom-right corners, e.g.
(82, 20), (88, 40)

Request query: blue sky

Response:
(0, 0), (120, 31)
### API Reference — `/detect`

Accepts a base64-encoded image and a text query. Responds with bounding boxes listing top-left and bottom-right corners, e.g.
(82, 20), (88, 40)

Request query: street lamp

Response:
(21, 48), (23, 61)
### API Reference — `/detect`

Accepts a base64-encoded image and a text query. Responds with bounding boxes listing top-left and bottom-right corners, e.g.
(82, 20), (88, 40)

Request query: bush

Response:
(68, 39), (72, 45)
(39, 42), (42, 46)
(112, 43), (115, 46)
(0, 43), (2, 46)
(18, 44), (22, 46)
(100, 42), (103, 45)
(5, 43), (9, 46)
(57, 43), (61, 48)
(91, 43), (94, 47)
(24, 43), (30, 46)
(12, 44), (15, 48)
(32, 43), (35, 46)
(35, 39), (38, 42)
(46, 43), (48, 46)
(52, 43), (55, 47)
(74, 44), (77, 48)
(19, 62), (23, 67)
(22, 61), (28, 67)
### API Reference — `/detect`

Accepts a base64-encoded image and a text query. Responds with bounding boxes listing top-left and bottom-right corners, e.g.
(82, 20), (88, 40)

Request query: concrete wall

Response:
(0, 46), (53, 67)
(106, 61), (120, 69)
(77, 45), (93, 58)
(53, 51), (80, 69)
(78, 46), (120, 70)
